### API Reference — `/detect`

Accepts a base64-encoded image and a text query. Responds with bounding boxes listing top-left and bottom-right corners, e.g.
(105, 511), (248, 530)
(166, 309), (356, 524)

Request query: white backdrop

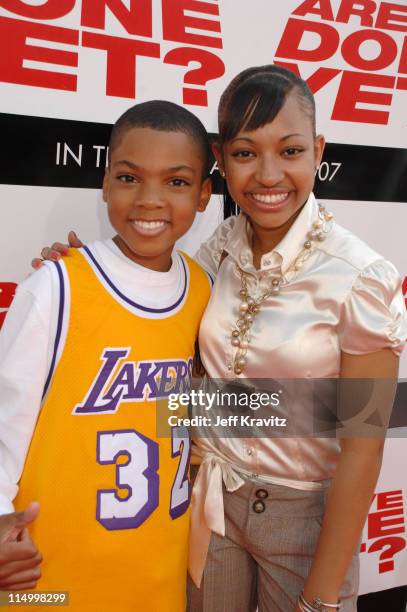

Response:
(0, 0), (406, 595)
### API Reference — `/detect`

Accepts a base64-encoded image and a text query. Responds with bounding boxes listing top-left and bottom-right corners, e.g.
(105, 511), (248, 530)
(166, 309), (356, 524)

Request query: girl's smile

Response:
(247, 190), (291, 211)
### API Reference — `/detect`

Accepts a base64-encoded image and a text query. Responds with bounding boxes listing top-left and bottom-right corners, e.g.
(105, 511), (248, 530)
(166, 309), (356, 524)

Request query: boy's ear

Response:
(102, 169), (110, 202)
(198, 177), (212, 212)
(212, 142), (224, 176)
(314, 134), (325, 168)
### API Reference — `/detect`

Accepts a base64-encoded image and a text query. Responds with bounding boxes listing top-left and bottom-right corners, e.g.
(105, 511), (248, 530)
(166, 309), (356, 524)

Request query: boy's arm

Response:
(31, 218), (238, 277)
(0, 270), (53, 512)
(0, 266), (58, 588)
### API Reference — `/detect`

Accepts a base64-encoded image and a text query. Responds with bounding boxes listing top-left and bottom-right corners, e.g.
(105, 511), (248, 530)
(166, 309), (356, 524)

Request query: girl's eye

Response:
(232, 150), (254, 158)
(117, 174), (137, 183)
(283, 147), (304, 156)
(169, 178), (190, 187)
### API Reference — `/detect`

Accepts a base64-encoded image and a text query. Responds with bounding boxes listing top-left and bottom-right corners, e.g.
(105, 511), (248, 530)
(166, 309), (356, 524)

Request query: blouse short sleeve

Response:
(339, 259), (406, 356)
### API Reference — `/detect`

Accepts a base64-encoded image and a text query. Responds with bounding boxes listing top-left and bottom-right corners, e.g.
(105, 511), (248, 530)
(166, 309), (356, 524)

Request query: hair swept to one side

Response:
(218, 64), (316, 144)
(109, 99), (212, 177)
(218, 65), (316, 217)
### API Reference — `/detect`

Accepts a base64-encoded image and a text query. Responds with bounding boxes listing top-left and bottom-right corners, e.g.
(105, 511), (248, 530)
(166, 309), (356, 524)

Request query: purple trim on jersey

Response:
(206, 271), (214, 287)
(169, 425), (191, 520)
(96, 429), (159, 530)
(83, 245), (188, 313)
(42, 261), (64, 400)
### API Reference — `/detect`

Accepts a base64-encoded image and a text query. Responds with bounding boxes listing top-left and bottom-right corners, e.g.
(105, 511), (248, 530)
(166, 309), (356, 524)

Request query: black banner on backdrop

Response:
(1, 113), (407, 203)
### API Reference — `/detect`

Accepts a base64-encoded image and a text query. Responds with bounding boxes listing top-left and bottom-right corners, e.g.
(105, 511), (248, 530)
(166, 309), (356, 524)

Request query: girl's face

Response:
(215, 92), (325, 234)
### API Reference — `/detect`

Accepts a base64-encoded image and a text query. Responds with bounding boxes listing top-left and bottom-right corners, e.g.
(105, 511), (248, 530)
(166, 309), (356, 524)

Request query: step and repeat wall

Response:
(0, 0), (406, 596)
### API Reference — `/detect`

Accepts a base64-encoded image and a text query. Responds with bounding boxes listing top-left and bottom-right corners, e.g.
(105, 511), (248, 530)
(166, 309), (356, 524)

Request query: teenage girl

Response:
(188, 65), (405, 612)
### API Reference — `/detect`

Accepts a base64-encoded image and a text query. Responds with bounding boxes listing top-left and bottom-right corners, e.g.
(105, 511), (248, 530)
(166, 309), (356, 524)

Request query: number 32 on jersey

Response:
(96, 425), (190, 529)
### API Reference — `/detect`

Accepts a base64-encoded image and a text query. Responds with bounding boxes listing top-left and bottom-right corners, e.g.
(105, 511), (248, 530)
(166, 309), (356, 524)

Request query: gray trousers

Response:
(187, 477), (359, 612)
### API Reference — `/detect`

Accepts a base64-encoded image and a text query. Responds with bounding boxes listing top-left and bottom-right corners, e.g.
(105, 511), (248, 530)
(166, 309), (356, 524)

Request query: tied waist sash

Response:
(188, 452), (326, 587)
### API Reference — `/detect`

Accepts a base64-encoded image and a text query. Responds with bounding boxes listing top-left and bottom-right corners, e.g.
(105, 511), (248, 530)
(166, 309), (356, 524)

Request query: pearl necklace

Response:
(230, 204), (334, 375)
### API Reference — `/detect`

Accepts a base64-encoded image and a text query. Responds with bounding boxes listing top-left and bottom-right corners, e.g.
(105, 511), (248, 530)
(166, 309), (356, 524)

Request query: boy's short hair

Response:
(109, 100), (212, 178)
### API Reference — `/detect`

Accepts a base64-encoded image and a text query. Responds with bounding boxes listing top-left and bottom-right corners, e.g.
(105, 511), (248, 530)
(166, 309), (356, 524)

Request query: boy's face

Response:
(103, 127), (211, 271)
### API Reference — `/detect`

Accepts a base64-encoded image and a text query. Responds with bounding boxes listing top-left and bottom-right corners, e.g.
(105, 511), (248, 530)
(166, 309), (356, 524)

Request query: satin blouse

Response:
(194, 193), (406, 485)
(188, 193), (406, 586)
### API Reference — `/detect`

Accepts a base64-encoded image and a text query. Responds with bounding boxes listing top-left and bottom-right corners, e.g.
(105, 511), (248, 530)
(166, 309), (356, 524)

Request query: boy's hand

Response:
(0, 502), (42, 590)
(31, 231), (83, 270)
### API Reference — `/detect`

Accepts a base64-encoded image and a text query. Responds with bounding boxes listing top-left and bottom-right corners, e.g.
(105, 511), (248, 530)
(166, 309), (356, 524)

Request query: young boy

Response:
(0, 101), (212, 610)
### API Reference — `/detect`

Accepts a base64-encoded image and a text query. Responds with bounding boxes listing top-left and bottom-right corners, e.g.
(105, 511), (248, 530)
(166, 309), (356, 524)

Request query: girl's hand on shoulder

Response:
(31, 231), (83, 269)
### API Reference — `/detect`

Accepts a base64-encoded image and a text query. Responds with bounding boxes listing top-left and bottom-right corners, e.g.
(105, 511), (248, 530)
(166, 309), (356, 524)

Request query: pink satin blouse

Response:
(188, 193), (406, 586)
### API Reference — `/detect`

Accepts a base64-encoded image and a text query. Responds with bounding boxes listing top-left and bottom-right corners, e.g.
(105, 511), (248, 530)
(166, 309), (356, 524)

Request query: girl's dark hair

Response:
(109, 100), (212, 178)
(218, 65), (316, 217)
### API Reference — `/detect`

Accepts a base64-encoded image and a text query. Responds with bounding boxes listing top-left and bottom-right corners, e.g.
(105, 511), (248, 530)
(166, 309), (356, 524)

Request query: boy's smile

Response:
(131, 219), (168, 236)
(103, 127), (211, 272)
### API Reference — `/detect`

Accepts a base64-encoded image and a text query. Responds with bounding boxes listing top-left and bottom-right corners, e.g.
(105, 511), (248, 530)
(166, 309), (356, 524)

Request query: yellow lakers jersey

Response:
(13, 246), (211, 612)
